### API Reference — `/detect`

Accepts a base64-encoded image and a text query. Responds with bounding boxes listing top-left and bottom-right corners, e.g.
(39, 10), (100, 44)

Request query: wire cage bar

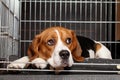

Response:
(0, 0), (120, 75)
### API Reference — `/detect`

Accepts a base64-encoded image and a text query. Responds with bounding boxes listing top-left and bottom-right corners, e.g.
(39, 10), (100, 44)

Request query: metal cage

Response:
(19, 0), (120, 59)
(0, 0), (120, 77)
(0, 0), (19, 59)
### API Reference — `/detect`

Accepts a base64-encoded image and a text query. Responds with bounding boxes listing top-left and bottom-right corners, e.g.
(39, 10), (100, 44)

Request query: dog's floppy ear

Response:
(71, 31), (84, 62)
(27, 34), (41, 61)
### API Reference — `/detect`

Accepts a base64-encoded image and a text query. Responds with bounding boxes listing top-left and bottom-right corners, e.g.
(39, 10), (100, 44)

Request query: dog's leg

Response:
(31, 58), (47, 69)
(7, 56), (29, 69)
(49, 66), (64, 74)
(116, 65), (120, 74)
(117, 65), (120, 69)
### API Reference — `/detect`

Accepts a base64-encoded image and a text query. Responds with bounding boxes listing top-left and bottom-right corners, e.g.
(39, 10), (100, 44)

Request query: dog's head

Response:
(27, 27), (84, 68)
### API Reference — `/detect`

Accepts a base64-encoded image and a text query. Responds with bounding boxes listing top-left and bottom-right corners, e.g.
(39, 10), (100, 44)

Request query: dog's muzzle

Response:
(59, 50), (70, 67)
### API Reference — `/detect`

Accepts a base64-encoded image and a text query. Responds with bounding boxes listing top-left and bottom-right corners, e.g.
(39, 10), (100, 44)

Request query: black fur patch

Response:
(77, 36), (96, 58)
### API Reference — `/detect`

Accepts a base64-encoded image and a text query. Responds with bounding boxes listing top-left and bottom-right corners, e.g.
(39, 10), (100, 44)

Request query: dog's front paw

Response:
(7, 56), (29, 69)
(7, 62), (26, 69)
(31, 58), (47, 69)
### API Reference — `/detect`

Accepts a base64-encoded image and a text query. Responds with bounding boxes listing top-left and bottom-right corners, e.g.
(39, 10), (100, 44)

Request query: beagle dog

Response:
(7, 27), (112, 72)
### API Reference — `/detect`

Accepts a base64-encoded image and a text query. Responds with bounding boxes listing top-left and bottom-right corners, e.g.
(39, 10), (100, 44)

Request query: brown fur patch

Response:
(95, 43), (102, 52)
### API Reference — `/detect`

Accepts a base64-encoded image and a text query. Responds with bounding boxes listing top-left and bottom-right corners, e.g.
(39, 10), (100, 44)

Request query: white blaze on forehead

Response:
(47, 29), (74, 68)
(54, 30), (60, 40)
(54, 29), (71, 52)
(54, 29), (68, 49)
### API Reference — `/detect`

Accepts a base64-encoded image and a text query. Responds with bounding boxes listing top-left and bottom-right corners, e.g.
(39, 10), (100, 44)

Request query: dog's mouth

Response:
(61, 59), (69, 67)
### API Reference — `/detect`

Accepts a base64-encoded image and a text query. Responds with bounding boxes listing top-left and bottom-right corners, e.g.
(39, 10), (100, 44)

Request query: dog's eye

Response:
(66, 38), (72, 44)
(47, 39), (55, 46)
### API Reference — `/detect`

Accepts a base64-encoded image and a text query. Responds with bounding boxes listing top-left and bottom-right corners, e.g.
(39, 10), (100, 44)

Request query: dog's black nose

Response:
(59, 50), (70, 59)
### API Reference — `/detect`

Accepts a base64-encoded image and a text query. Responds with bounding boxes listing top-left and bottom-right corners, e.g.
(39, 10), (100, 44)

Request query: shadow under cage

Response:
(0, 0), (120, 76)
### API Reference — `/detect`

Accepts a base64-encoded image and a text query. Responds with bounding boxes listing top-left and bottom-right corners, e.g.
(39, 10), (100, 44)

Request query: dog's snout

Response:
(59, 50), (70, 59)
